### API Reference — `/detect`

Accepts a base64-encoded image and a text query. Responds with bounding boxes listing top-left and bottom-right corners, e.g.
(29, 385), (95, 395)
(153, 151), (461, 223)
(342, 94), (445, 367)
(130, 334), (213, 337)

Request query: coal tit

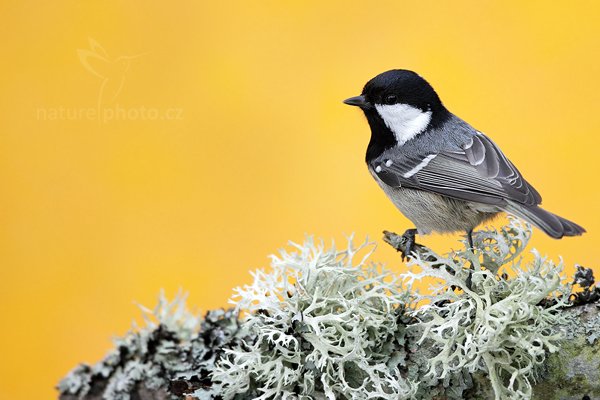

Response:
(344, 69), (585, 256)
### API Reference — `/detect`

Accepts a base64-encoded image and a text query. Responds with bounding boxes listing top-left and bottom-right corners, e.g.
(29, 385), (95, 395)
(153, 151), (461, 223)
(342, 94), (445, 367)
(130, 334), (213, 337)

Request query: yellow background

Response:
(1, 1), (599, 399)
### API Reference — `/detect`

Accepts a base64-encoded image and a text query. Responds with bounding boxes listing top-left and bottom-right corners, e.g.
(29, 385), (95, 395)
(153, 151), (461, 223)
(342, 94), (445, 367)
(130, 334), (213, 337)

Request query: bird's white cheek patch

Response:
(375, 104), (432, 145)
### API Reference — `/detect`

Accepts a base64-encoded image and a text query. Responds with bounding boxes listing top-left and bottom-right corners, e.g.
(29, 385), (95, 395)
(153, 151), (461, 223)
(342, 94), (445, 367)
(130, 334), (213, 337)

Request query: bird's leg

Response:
(467, 229), (474, 251)
(465, 229), (475, 290)
(400, 228), (418, 262)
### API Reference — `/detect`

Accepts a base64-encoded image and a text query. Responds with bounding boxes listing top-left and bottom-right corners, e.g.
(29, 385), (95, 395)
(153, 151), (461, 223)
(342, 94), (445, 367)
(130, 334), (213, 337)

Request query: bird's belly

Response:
(376, 183), (498, 235)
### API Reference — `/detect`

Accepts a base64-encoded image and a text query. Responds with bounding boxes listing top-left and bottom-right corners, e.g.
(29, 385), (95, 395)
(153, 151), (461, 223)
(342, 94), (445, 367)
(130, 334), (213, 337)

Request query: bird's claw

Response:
(400, 229), (418, 262)
(382, 229), (424, 262)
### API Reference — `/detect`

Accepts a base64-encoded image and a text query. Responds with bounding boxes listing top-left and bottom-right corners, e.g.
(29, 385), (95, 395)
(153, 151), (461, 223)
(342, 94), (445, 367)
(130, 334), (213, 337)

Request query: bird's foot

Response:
(393, 228), (418, 262)
(383, 230), (439, 264)
(382, 228), (420, 261)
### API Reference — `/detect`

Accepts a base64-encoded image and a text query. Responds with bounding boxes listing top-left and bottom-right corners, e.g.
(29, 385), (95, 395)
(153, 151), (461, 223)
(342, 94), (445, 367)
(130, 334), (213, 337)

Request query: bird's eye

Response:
(384, 94), (397, 105)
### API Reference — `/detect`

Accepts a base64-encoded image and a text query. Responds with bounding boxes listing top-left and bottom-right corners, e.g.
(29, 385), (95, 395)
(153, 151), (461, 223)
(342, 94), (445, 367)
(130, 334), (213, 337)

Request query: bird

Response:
(344, 69), (585, 259)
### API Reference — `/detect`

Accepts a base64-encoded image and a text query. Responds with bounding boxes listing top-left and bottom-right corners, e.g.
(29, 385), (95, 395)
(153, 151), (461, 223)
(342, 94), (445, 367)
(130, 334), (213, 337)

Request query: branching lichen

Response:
(58, 221), (598, 400)
(402, 219), (570, 399)
(58, 292), (249, 400)
(212, 237), (417, 399)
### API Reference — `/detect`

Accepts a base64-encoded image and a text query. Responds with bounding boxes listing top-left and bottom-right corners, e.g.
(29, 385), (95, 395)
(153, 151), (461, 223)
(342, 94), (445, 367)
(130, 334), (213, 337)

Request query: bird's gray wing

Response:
(371, 132), (541, 207)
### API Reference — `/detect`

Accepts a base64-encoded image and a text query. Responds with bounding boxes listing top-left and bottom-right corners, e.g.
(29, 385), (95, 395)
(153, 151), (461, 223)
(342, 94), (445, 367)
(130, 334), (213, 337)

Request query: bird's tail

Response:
(504, 202), (585, 238)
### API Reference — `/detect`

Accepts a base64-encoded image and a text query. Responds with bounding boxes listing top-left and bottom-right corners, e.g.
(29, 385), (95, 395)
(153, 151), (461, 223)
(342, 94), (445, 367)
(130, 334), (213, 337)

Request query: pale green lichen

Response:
(533, 304), (600, 399)
(211, 237), (417, 399)
(403, 219), (570, 400)
(58, 292), (199, 399)
(58, 220), (592, 400)
(58, 292), (248, 400)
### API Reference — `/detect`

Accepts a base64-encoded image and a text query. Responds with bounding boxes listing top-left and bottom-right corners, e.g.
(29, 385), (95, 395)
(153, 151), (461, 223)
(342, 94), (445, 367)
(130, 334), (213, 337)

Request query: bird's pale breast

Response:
(371, 170), (498, 234)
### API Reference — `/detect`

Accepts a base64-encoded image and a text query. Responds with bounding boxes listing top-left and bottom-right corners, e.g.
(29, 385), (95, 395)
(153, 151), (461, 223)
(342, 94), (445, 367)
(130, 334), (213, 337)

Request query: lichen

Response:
(58, 220), (597, 400)
(58, 292), (249, 400)
(211, 237), (417, 399)
(533, 310), (600, 400)
(402, 219), (571, 399)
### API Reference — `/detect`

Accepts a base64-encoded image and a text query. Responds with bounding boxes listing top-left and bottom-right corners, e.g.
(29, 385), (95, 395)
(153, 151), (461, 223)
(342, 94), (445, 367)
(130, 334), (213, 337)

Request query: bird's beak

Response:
(343, 95), (371, 109)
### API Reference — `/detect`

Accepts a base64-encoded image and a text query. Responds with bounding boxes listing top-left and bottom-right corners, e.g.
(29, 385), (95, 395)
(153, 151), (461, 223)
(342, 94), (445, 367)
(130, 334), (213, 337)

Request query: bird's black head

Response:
(344, 69), (450, 160)
(345, 69), (446, 116)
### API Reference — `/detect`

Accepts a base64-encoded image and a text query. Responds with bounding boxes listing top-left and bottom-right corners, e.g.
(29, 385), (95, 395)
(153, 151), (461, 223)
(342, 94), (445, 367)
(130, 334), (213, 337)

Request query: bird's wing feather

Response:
(372, 132), (541, 207)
